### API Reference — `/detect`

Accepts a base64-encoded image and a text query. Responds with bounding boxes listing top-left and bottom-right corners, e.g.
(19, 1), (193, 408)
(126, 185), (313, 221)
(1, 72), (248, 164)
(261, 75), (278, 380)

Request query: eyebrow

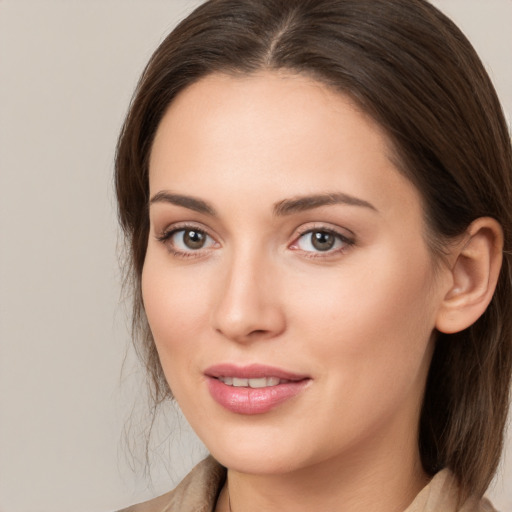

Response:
(273, 193), (378, 216)
(149, 191), (217, 216)
(149, 190), (377, 217)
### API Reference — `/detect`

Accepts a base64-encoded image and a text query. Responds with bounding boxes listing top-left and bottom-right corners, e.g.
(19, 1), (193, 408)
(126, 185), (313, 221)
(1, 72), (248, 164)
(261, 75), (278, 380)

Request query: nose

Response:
(211, 251), (286, 343)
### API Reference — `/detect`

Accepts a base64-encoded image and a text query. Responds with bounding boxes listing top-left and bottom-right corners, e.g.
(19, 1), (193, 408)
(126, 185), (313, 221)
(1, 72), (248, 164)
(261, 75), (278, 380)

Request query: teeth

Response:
(262, 377), (281, 387)
(248, 377), (267, 388)
(218, 376), (284, 388)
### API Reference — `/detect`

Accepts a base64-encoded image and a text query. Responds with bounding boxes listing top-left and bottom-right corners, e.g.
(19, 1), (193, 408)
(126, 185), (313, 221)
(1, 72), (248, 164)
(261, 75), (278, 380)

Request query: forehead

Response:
(153, 71), (389, 152)
(149, 71), (420, 218)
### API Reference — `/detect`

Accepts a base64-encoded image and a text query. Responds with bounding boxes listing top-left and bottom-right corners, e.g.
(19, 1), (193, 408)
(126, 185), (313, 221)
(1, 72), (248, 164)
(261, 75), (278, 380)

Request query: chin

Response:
(211, 445), (305, 475)
(197, 423), (320, 476)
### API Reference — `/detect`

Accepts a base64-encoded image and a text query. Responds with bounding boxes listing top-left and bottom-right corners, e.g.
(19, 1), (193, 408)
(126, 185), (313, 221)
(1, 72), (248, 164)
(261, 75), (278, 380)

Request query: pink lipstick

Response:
(204, 364), (311, 415)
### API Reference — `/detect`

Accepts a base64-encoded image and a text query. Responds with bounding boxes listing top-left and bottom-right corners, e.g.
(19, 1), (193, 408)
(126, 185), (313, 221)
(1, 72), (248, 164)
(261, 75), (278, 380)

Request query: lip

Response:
(204, 364), (311, 415)
(205, 363), (309, 381)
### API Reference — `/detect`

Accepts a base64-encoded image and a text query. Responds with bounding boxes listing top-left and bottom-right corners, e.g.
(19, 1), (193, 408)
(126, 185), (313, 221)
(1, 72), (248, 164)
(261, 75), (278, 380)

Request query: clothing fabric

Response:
(118, 457), (225, 512)
(117, 456), (497, 512)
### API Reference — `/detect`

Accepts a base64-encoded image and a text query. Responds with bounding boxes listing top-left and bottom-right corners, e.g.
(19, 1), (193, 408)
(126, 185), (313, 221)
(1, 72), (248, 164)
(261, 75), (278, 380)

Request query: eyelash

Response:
(156, 224), (217, 259)
(290, 226), (355, 258)
(155, 224), (355, 259)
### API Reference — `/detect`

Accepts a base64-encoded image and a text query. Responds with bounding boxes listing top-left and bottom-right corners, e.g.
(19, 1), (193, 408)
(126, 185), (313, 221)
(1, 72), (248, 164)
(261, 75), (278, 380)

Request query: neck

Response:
(218, 427), (429, 512)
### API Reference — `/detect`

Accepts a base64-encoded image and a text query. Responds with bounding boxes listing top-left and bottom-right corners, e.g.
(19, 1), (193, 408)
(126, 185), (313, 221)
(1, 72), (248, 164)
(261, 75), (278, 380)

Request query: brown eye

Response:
(183, 229), (206, 249)
(311, 231), (336, 251)
(163, 227), (216, 253)
(294, 229), (352, 254)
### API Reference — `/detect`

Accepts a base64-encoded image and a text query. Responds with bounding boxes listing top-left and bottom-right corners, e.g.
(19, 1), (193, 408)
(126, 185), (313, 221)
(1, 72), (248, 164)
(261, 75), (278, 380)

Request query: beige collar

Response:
(404, 469), (496, 512)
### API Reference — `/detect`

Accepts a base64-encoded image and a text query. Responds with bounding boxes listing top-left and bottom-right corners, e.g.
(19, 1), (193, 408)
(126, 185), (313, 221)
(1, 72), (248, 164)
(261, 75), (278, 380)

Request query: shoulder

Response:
(405, 469), (498, 512)
(117, 456), (226, 512)
(476, 498), (498, 512)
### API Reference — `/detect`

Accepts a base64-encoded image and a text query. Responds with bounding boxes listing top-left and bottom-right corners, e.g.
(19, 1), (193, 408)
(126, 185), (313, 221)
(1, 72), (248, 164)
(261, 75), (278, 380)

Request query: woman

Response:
(115, 0), (512, 510)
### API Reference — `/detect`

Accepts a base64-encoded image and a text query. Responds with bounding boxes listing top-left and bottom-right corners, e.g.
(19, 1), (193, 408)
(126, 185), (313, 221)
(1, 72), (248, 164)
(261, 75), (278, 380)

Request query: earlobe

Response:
(435, 217), (503, 334)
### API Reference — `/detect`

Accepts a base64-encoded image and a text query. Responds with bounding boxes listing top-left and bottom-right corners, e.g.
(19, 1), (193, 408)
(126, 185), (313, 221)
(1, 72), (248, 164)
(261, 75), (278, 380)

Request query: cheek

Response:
(142, 244), (213, 326)
(141, 251), (212, 384)
(286, 256), (438, 442)
(288, 247), (438, 382)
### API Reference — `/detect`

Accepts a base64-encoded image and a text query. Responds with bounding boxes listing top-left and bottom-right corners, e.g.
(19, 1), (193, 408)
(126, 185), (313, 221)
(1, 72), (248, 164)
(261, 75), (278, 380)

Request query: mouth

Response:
(204, 364), (311, 415)
(217, 376), (292, 388)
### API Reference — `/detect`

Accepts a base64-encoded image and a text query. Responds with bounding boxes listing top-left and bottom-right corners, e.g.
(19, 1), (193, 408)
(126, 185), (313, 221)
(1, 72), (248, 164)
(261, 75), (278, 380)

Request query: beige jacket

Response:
(118, 457), (496, 512)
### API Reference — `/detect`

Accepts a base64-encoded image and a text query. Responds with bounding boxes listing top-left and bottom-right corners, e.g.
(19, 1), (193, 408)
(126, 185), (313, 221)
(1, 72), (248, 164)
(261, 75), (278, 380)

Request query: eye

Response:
(158, 227), (217, 254)
(293, 229), (353, 253)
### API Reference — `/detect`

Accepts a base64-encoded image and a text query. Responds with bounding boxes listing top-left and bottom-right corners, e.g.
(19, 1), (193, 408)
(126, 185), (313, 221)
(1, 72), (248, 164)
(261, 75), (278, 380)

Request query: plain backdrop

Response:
(0, 1), (511, 511)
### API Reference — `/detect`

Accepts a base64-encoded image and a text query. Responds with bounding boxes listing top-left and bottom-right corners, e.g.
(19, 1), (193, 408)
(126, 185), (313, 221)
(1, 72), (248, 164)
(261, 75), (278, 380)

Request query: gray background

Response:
(0, 1), (510, 511)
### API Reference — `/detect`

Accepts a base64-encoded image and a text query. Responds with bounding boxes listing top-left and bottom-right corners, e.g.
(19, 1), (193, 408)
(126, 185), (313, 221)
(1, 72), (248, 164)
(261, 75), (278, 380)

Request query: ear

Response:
(435, 217), (503, 334)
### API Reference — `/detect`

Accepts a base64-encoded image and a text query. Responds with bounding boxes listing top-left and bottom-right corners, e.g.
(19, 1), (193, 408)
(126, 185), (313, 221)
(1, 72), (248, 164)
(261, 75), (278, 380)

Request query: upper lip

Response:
(204, 363), (310, 381)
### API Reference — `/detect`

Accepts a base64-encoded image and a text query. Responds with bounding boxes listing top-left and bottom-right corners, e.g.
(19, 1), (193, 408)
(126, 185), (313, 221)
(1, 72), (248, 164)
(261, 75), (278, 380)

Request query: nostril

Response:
(250, 329), (267, 336)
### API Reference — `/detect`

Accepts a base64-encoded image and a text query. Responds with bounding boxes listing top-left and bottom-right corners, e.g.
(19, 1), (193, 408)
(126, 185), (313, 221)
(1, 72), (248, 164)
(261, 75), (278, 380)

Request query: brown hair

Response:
(115, 0), (512, 499)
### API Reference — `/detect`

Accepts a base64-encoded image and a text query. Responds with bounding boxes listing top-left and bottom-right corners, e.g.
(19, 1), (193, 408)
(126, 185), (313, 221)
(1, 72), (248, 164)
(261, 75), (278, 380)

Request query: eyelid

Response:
(155, 221), (220, 257)
(293, 222), (355, 239)
(289, 223), (356, 255)
(154, 220), (354, 258)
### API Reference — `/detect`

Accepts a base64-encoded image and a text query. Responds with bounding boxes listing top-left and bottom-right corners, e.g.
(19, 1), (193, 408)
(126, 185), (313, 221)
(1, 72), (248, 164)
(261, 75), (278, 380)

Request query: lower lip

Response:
(206, 377), (310, 415)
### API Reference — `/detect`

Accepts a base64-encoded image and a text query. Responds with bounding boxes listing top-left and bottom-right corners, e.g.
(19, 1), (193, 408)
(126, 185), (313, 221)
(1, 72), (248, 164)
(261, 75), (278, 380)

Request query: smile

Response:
(205, 364), (311, 414)
(217, 376), (288, 388)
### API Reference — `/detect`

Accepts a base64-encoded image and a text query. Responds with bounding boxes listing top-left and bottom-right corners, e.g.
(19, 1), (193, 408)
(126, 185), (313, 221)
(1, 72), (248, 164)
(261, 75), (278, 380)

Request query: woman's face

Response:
(143, 72), (451, 476)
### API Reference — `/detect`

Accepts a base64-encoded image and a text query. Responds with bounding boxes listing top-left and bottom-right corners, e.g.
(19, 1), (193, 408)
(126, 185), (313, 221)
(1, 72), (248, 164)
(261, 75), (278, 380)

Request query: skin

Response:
(143, 72), (457, 512)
